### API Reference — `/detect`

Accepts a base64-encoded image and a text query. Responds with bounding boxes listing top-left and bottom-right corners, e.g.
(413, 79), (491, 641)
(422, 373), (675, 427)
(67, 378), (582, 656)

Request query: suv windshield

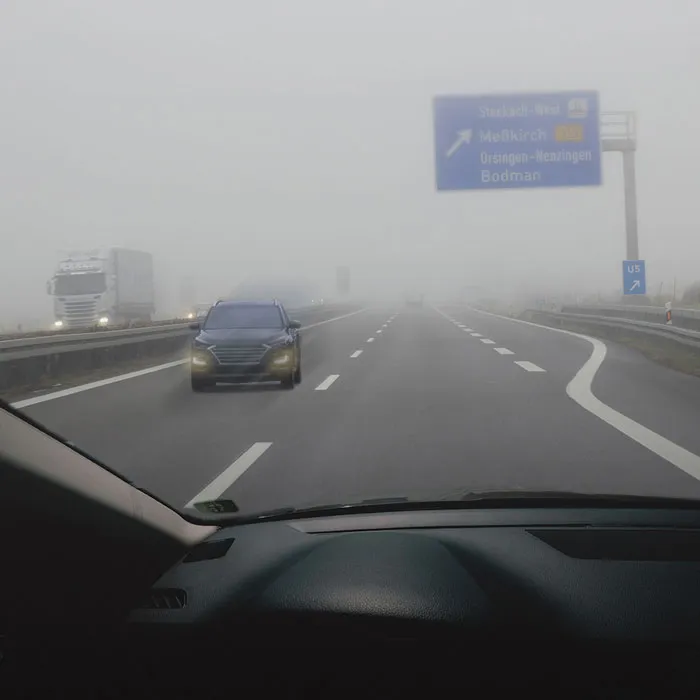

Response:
(204, 305), (284, 330)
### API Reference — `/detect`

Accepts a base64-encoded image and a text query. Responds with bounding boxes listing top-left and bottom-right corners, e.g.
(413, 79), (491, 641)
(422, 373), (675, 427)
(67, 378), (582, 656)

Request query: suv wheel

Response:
(191, 376), (212, 392)
(281, 373), (295, 390)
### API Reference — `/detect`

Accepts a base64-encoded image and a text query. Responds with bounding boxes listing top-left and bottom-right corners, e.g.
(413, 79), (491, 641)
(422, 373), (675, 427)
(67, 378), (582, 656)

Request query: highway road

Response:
(13, 304), (700, 516)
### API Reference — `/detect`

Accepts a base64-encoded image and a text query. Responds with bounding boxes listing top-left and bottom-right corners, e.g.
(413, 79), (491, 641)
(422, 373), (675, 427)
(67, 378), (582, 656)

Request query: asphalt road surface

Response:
(15, 304), (700, 516)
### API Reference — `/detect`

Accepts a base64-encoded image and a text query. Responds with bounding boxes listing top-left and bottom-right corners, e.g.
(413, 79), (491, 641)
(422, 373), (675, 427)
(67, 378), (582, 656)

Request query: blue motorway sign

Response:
(433, 91), (601, 191)
(622, 260), (646, 295)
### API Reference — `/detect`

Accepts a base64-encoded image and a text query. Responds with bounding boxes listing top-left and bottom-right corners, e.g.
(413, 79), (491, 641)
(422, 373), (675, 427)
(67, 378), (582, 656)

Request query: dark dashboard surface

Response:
(131, 506), (700, 642)
(8, 506), (700, 695)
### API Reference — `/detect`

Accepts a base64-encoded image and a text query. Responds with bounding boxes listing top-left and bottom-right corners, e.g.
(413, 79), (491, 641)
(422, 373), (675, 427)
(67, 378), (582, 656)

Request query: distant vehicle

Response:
(231, 279), (321, 311)
(185, 303), (213, 321)
(189, 299), (302, 392)
(405, 292), (424, 308)
(47, 248), (154, 329)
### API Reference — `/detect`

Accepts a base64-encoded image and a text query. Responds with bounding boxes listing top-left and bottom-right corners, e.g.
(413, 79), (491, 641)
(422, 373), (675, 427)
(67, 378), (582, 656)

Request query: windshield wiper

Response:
(448, 489), (700, 507)
(188, 491), (700, 525)
(187, 497), (410, 522)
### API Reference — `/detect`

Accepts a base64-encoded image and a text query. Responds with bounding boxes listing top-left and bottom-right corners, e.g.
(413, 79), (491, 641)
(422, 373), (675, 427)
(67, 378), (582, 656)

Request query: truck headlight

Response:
(98, 316), (109, 325)
(53, 320), (64, 328)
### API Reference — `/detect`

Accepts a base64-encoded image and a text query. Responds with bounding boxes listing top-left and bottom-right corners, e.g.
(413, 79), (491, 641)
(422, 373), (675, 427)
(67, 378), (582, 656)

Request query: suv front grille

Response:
(211, 346), (267, 365)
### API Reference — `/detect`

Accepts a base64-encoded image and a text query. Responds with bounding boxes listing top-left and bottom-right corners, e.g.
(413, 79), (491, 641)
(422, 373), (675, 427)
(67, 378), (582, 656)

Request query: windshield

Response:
(54, 273), (106, 296)
(3, 3), (700, 522)
(204, 305), (284, 330)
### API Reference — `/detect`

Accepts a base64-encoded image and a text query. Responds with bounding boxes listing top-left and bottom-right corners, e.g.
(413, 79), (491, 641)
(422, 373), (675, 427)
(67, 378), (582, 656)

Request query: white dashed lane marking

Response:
(350, 350), (363, 358)
(185, 442), (272, 508)
(514, 361), (546, 373)
(367, 337), (375, 343)
(470, 333), (483, 337)
(480, 339), (496, 345)
(315, 374), (340, 390)
(494, 347), (514, 355)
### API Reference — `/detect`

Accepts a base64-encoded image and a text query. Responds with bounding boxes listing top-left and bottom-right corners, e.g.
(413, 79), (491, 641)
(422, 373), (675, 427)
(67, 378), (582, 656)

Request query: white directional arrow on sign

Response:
(630, 280), (641, 291)
(445, 129), (473, 158)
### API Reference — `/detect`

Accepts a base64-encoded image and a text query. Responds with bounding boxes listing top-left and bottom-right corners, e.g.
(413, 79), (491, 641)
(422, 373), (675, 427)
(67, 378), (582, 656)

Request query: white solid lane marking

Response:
(350, 350), (363, 358)
(367, 337), (375, 342)
(470, 306), (700, 484)
(470, 332), (483, 337)
(301, 308), (366, 330)
(185, 442), (272, 508)
(12, 359), (188, 409)
(480, 339), (496, 345)
(494, 347), (514, 355)
(514, 361), (546, 372)
(315, 374), (339, 391)
(432, 306), (456, 323)
(11, 307), (367, 408)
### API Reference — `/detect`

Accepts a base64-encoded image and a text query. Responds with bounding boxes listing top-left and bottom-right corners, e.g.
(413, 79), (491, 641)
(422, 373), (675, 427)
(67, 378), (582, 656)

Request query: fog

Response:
(1, 0), (699, 328)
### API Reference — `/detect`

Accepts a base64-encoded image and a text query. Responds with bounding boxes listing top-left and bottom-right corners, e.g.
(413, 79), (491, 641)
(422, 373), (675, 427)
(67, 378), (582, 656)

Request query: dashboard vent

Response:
(183, 537), (234, 563)
(139, 588), (187, 610)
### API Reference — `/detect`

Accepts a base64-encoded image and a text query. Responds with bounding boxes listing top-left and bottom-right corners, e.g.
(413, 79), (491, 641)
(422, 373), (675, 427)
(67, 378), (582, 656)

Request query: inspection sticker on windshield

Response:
(193, 500), (238, 514)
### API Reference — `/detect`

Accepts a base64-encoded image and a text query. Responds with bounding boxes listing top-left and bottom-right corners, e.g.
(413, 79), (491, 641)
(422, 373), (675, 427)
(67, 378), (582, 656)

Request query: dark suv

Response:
(189, 299), (302, 392)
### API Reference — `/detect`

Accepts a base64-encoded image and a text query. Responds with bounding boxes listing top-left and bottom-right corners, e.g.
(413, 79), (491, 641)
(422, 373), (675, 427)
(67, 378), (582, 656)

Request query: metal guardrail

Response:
(0, 317), (193, 342)
(0, 322), (192, 354)
(552, 304), (700, 333)
(0, 305), (339, 360)
(0, 304), (357, 394)
(526, 309), (700, 350)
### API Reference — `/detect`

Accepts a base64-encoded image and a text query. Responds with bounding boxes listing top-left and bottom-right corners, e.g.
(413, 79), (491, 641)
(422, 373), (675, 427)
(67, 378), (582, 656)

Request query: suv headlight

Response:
(191, 348), (211, 366)
(271, 349), (293, 365)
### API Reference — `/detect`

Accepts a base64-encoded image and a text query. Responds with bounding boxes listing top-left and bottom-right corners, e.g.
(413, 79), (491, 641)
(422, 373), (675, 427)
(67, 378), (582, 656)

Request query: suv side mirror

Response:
(189, 322), (200, 331)
(289, 320), (302, 330)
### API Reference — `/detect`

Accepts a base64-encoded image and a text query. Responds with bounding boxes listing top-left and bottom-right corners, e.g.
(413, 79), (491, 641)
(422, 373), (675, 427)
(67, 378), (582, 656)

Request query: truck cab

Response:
(49, 248), (154, 330)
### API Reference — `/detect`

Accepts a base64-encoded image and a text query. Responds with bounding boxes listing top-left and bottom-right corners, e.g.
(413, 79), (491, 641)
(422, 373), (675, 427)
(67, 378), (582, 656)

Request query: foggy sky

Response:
(1, 0), (699, 325)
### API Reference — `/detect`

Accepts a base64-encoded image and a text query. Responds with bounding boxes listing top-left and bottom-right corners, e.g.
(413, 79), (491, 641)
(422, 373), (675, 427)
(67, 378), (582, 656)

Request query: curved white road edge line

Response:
(468, 306), (700, 483)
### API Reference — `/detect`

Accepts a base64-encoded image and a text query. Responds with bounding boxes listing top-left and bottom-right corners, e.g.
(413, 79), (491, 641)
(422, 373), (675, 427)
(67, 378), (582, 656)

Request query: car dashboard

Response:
(9, 506), (700, 694)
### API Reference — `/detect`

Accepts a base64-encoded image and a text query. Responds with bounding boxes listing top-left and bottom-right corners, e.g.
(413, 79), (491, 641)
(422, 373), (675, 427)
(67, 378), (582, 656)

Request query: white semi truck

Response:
(48, 248), (155, 329)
